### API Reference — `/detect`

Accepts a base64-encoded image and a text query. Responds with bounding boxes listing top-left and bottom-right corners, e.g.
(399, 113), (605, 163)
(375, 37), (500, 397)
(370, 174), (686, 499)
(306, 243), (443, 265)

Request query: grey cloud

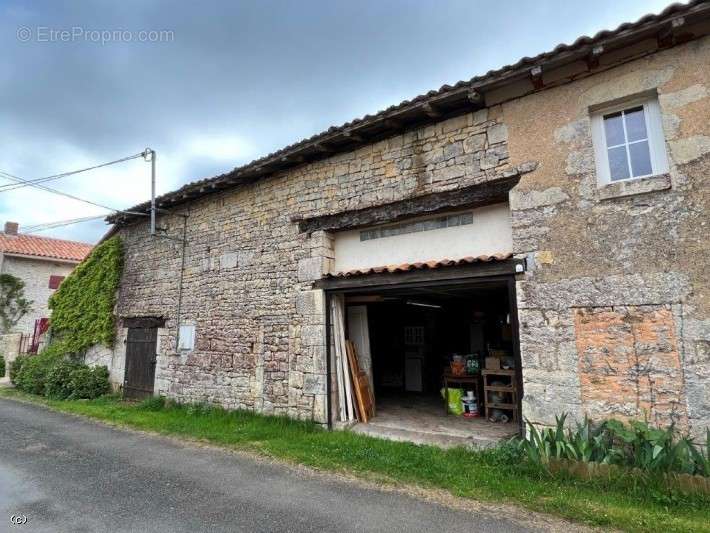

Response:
(0, 0), (671, 242)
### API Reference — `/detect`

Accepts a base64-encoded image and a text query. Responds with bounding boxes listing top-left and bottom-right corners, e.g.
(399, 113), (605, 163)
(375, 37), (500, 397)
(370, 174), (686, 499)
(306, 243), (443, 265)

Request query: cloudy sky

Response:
(0, 0), (676, 243)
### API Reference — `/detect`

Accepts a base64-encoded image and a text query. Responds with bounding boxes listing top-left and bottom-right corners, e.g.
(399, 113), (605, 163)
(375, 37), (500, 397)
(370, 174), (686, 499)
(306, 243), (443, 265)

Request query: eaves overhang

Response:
(108, 0), (710, 227)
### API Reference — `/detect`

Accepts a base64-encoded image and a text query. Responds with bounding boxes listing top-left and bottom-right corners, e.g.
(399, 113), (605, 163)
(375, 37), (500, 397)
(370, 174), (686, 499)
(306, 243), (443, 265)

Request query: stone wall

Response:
(0, 255), (76, 334)
(0, 333), (21, 377)
(504, 36), (710, 436)
(112, 110), (513, 422)
(574, 305), (687, 429)
(106, 35), (709, 436)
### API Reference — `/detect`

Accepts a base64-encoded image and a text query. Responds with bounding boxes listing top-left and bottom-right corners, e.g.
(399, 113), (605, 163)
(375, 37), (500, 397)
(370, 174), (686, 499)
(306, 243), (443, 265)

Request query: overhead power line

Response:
(0, 168), (131, 213)
(0, 152), (146, 193)
(0, 151), (150, 216)
(22, 214), (109, 234)
(1, 149), (155, 239)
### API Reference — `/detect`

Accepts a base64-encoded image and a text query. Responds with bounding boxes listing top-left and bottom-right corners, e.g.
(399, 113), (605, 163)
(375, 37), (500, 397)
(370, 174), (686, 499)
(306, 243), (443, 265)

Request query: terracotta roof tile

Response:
(325, 253), (513, 278)
(0, 233), (93, 262)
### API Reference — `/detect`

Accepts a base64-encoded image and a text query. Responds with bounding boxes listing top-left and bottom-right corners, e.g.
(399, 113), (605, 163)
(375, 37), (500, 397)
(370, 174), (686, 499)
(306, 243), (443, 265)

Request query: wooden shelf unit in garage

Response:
(482, 369), (518, 423)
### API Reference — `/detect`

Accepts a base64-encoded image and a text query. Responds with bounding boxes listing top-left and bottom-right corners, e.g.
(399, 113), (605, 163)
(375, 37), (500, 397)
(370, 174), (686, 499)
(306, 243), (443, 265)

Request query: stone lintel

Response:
(295, 174), (522, 234)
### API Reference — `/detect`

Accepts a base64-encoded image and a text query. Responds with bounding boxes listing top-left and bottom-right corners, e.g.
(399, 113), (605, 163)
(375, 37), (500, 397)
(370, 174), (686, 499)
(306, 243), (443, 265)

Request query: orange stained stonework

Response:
(574, 305), (688, 429)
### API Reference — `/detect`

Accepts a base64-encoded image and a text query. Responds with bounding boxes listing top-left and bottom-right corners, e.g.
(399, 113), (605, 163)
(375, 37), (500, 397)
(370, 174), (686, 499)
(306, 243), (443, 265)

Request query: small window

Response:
(178, 325), (195, 352)
(404, 326), (425, 346)
(48, 275), (65, 289)
(591, 97), (668, 185)
(360, 212), (473, 242)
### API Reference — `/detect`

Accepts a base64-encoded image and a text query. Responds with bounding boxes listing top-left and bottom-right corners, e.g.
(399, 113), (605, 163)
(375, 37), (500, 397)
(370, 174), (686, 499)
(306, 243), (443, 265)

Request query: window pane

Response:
(624, 106), (647, 142)
(603, 112), (625, 146)
(629, 140), (653, 177)
(608, 146), (630, 181)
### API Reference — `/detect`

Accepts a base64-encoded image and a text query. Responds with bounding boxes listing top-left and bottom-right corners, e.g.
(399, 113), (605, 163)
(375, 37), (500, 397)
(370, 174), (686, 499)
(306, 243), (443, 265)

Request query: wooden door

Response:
(123, 327), (158, 399)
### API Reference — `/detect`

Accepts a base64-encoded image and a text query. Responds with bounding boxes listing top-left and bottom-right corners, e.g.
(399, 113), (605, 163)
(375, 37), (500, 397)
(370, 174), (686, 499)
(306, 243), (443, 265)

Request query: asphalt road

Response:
(0, 397), (555, 533)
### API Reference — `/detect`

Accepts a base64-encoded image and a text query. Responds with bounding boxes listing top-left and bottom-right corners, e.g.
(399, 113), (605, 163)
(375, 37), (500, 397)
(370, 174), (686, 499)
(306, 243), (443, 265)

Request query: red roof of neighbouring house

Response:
(0, 232), (93, 262)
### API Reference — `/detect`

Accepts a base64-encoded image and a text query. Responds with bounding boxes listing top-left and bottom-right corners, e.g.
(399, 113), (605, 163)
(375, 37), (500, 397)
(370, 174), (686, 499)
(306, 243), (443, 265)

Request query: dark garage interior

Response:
(344, 281), (521, 446)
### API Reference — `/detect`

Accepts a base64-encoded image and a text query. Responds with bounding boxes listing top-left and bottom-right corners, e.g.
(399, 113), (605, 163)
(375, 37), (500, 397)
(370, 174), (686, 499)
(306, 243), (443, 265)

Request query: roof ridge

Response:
(184, 0), (710, 179)
(0, 231), (94, 247)
(109, 0), (710, 224)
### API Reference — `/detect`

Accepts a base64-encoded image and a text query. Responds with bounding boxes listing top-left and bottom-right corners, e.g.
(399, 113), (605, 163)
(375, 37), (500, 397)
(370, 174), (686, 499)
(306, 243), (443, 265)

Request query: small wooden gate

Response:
(123, 326), (158, 399)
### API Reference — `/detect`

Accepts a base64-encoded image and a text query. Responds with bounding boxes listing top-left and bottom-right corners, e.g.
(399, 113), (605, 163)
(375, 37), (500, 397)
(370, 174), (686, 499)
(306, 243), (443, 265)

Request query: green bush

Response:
(45, 359), (83, 399)
(520, 414), (710, 477)
(9, 354), (27, 383)
(13, 350), (110, 400)
(68, 365), (110, 399)
(0, 354), (5, 377)
(14, 354), (60, 395)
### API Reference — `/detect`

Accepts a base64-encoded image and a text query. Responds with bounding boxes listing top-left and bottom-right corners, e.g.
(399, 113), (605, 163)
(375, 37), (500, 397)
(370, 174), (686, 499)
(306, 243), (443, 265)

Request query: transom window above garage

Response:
(591, 97), (669, 185)
(360, 212), (473, 241)
(333, 204), (512, 274)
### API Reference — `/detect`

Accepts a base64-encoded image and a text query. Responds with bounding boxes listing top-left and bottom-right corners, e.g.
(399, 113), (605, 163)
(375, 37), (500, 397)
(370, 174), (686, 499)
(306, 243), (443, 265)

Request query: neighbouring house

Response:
(92, 2), (708, 444)
(0, 221), (93, 340)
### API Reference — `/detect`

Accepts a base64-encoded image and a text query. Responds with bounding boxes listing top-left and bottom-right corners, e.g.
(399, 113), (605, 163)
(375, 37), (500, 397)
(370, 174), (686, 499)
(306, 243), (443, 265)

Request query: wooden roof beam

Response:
(313, 142), (332, 153)
(422, 102), (442, 118)
(529, 66), (544, 90)
(342, 130), (365, 143)
(658, 16), (689, 47)
(586, 45), (604, 70)
(383, 118), (402, 130)
(281, 154), (305, 164)
(467, 88), (482, 105)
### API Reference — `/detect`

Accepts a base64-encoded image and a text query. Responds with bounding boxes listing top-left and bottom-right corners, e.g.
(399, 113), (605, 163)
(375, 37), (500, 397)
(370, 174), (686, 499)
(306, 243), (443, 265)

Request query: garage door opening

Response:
(329, 277), (522, 448)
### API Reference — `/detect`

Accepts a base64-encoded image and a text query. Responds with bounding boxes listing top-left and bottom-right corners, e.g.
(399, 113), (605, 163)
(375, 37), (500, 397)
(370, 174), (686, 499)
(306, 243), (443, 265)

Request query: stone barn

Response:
(93, 2), (709, 444)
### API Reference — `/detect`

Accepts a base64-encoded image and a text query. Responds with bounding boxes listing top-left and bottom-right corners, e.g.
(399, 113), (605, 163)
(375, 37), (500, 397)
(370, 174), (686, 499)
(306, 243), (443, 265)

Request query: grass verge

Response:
(1, 388), (708, 533)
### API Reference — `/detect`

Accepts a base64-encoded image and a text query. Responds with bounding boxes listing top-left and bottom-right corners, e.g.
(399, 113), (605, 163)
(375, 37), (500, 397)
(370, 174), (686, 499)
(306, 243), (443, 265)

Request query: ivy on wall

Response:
(48, 236), (123, 355)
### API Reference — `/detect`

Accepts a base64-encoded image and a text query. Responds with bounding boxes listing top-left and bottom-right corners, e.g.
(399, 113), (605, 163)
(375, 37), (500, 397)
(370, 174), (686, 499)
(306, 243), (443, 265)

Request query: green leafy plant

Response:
(44, 359), (83, 399)
(9, 354), (27, 383)
(137, 395), (168, 411)
(0, 273), (32, 333)
(14, 353), (61, 395)
(67, 365), (110, 399)
(12, 238), (122, 401)
(520, 414), (710, 477)
(14, 353), (109, 400)
(479, 437), (526, 467)
(47, 236), (123, 355)
(0, 354), (5, 377)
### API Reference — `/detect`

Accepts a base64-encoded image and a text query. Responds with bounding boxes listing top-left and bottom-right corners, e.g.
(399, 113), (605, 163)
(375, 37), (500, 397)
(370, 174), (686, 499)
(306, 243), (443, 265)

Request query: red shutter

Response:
(48, 275), (65, 289)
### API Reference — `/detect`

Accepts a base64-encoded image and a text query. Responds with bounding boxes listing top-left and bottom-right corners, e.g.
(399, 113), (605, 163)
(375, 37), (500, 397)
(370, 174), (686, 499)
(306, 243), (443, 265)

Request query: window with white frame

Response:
(591, 97), (668, 185)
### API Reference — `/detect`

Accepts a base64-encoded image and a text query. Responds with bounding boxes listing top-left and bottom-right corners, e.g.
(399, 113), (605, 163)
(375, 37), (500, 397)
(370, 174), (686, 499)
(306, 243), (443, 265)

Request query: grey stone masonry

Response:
(105, 36), (709, 439)
(505, 37), (710, 438)
(113, 110), (513, 422)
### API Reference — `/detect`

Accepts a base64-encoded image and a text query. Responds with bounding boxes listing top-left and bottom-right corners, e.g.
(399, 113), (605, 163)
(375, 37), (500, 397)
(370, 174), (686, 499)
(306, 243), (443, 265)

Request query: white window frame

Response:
(590, 96), (669, 186)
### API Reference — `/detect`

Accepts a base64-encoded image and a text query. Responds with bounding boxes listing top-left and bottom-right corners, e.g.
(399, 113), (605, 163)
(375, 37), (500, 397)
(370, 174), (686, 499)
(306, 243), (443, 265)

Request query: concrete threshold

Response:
(350, 419), (506, 449)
